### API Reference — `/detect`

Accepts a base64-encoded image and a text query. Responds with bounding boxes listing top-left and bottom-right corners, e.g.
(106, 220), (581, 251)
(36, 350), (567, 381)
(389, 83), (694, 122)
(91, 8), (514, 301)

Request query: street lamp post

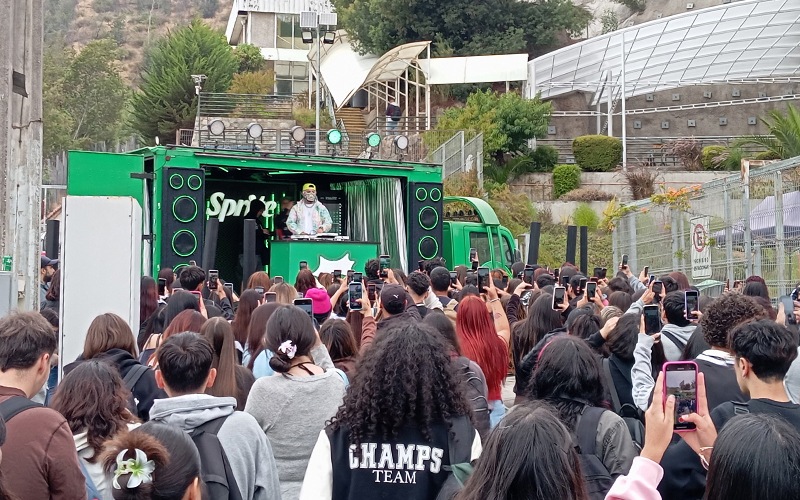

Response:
(301, 7), (337, 156)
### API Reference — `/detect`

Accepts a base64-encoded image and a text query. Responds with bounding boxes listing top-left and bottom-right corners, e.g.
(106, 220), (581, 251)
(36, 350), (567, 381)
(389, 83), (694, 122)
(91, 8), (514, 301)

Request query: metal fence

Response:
(198, 93), (293, 119)
(426, 131), (484, 180)
(614, 156), (800, 299)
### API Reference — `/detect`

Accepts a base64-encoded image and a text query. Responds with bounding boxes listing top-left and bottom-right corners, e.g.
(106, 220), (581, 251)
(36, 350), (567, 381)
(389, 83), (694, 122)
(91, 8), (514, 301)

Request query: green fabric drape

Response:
(340, 177), (407, 270)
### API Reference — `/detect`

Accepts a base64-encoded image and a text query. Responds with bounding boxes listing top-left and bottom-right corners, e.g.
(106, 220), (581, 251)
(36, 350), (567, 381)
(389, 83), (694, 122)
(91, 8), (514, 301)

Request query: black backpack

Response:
(574, 406), (615, 500)
(189, 416), (243, 500)
(602, 358), (646, 451)
(435, 416), (475, 500)
(391, 105), (402, 120)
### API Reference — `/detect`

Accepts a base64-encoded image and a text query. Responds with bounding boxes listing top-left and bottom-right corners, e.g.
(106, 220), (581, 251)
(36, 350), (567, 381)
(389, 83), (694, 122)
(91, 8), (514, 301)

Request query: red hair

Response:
(456, 295), (508, 399)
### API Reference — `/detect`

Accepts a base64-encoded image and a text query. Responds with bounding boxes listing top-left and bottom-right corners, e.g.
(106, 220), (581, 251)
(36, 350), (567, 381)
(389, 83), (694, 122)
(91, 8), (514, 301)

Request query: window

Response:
(469, 231), (491, 265)
(275, 62), (310, 96)
(275, 14), (311, 51)
(501, 234), (515, 269)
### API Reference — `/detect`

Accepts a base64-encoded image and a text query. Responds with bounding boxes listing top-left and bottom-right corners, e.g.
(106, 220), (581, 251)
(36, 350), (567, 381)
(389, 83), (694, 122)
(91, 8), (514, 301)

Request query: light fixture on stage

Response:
(367, 133), (381, 148)
(394, 135), (409, 150)
(323, 31), (336, 44)
(208, 119), (225, 136)
(327, 129), (342, 145)
(246, 122), (263, 139)
(291, 126), (307, 142)
(301, 29), (313, 44)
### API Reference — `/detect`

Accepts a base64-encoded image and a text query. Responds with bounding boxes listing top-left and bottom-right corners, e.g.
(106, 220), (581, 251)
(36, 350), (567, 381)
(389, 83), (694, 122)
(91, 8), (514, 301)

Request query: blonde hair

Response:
(269, 282), (298, 305)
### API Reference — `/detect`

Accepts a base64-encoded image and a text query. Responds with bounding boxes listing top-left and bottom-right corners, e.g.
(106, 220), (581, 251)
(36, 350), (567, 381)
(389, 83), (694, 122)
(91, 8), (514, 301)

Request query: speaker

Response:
(579, 226), (588, 274)
(528, 222), (541, 265)
(45, 220), (60, 262)
(566, 225), (577, 266)
(407, 182), (444, 269)
(160, 167), (205, 272)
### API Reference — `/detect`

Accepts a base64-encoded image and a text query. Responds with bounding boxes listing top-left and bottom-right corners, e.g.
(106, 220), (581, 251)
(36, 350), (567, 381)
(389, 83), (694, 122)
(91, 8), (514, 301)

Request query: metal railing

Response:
(198, 92), (294, 119)
(365, 115), (434, 134)
(179, 127), (345, 154)
(427, 131), (484, 179)
(614, 156), (800, 299)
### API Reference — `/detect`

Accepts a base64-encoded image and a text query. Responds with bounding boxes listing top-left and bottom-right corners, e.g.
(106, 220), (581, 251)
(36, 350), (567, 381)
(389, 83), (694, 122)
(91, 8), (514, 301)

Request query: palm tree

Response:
(733, 104), (800, 159)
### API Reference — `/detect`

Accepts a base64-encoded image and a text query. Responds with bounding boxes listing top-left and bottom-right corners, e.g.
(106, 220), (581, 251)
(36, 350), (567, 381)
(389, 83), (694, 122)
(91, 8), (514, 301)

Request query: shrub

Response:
(553, 164), (581, 198)
(702, 145), (726, 170)
(572, 203), (600, 229)
(530, 144), (560, 172)
(754, 150), (781, 161)
(572, 135), (622, 172)
(624, 167), (658, 200)
(669, 137), (703, 170)
(559, 187), (613, 202)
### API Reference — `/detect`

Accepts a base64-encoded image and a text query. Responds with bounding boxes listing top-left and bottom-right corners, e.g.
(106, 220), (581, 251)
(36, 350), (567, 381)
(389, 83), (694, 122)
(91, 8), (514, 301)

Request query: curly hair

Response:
(51, 359), (136, 462)
(699, 292), (764, 348)
(328, 322), (470, 453)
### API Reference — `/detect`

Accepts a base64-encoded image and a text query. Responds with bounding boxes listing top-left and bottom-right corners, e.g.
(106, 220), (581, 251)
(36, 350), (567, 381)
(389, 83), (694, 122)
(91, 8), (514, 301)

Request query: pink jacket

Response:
(606, 457), (664, 500)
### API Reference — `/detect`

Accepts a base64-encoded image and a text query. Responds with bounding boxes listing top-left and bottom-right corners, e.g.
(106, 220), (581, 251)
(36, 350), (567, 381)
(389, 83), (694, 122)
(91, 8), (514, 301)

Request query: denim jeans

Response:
(489, 399), (506, 427)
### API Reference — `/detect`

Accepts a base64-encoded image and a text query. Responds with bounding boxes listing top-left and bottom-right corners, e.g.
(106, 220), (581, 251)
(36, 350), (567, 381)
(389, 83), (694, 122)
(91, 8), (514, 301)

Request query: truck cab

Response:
(442, 197), (521, 273)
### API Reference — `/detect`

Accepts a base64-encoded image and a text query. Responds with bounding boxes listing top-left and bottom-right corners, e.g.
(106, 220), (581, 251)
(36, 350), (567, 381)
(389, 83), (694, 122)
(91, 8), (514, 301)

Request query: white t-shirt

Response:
(302, 203), (314, 233)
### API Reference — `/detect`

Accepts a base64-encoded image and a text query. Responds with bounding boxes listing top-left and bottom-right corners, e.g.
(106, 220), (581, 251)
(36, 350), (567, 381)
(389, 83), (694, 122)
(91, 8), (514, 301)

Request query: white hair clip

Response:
(113, 448), (155, 490)
(278, 340), (297, 359)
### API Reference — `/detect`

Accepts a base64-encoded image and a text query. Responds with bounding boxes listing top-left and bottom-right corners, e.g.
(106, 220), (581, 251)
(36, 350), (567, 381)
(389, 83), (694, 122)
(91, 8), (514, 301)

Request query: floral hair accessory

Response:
(278, 340), (297, 359)
(113, 448), (156, 490)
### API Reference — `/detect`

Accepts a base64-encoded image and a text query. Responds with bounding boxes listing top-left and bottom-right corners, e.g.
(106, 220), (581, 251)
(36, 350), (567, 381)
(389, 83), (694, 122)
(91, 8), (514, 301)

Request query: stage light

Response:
(290, 126), (307, 142)
(208, 119), (225, 136)
(246, 122), (263, 139)
(327, 129), (342, 145)
(367, 133), (381, 148)
(323, 31), (336, 44)
(301, 29), (313, 44)
(394, 135), (409, 150)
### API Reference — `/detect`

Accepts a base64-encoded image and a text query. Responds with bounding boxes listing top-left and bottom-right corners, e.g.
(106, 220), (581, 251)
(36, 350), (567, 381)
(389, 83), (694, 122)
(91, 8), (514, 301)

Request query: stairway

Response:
(336, 107), (367, 157)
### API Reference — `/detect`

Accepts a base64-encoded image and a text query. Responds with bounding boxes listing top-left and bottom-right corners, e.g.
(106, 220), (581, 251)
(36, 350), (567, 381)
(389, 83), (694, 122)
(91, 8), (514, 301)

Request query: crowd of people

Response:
(3, 255), (800, 500)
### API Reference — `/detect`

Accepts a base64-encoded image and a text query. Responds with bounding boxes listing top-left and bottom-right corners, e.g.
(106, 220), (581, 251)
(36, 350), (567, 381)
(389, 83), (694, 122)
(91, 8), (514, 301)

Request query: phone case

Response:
(662, 361), (699, 432)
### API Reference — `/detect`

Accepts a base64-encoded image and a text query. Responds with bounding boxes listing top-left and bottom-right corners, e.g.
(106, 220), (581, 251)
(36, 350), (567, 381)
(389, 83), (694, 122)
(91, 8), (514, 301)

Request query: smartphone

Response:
(622, 254), (628, 266)
(223, 283), (233, 294)
(663, 361), (698, 431)
(552, 286), (566, 310)
(346, 270), (354, 283)
(348, 282), (363, 310)
(593, 267), (603, 279)
(579, 277), (588, 291)
(471, 261), (479, 271)
(561, 275), (570, 287)
(523, 267), (535, 284)
(450, 271), (458, 287)
(643, 265), (649, 277)
(264, 292), (277, 303)
(502, 275), (509, 288)
(685, 290), (700, 320)
(379, 254), (390, 278)
(368, 283), (376, 302)
(254, 286), (265, 297)
(299, 261), (308, 270)
(418, 260), (425, 272)
(294, 298), (314, 319)
(586, 281), (597, 300)
(553, 268), (560, 280)
(649, 275), (656, 284)
(158, 278), (167, 295)
(644, 304), (661, 334)
(207, 270), (218, 290)
(601, 268), (607, 280)
(353, 272), (363, 283)
(781, 295), (797, 325)
(477, 267), (490, 294)
(652, 281), (663, 302)
(272, 276), (283, 284)
(469, 248), (477, 261)
(333, 270), (341, 279)
(189, 260), (197, 266)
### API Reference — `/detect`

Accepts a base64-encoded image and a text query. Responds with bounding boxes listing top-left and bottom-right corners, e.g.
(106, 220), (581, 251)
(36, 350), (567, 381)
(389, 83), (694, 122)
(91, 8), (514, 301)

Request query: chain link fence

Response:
(614, 156), (800, 299)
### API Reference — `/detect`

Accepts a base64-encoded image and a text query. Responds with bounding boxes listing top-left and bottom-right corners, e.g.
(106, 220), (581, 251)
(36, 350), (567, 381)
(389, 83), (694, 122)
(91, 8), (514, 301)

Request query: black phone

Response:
(299, 261), (308, 270)
(552, 286), (566, 310)
(346, 270), (355, 283)
(553, 268), (560, 280)
(471, 261), (479, 271)
(348, 282), (363, 310)
(601, 268), (607, 279)
(379, 255), (390, 278)
(644, 304), (661, 334)
(368, 283), (376, 302)
(502, 275), (509, 288)
(652, 281), (663, 302)
(294, 298), (314, 319)
(561, 275), (570, 287)
(223, 282), (233, 292)
(477, 267), (490, 293)
(450, 271), (458, 287)
(586, 281), (597, 300)
(622, 254), (628, 266)
(523, 267), (534, 284)
(579, 277), (588, 291)
(158, 278), (167, 295)
(684, 290), (700, 320)
(274, 276), (284, 284)
(189, 260), (197, 266)
(649, 275), (656, 284)
(333, 270), (341, 279)
(469, 248), (477, 261)
(593, 267), (603, 278)
(254, 286), (265, 295)
(643, 265), (649, 278)
(781, 296), (797, 325)
(418, 260), (425, 272)
(207, 270), (218, 290)
(264, 292), (277, 303)
(664, 361), (698, 431)
(353, 272), (363, 283)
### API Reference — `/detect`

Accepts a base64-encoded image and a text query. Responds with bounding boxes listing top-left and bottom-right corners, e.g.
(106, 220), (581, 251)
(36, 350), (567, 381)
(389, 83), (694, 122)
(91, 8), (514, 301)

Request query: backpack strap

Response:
(660, 330), (687, 351)
(123, 364), (148, 392)
(194, 414), (229, 436)
(576, 406), (606, 456)
(445, 415), (475, 471)
(732, 401), (750, 415)
(602, 358), (622, 414)
(0, 396), (42, 421)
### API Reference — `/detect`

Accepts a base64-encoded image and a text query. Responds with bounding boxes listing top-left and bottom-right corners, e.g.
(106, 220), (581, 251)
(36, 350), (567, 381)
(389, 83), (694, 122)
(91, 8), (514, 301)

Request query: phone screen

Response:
(594, 267), (602, 278)
(552, 286), (566, 309)
(418, 260), (425, 272)
(349, 282), (363, 310)
(224, 283), (233, 293)
(477, 267), (490, 293)
(471, 261), (479, 271)
(380, 255), (390, 278)
(502, 275), (509, 288)
(346, 270), (354, 283)
(333, 270), (341, 279)
(254, 286), (265, 296)
(553, 268), (559, 279)
(469, 248), (477, 261)
(644, 305), (661, 334)
(664, 362), (698, 430)
(208, 270), (218, 290)
(561, 275), (570, 287)
(450, 271), (457, 287)
(353, 272), (363, 283)
(782, 296), (797, 325)
(601, 268), (607, 279)
(643, 266), (649, 277)
(652, 281), (663, 297)
(685, 291), (699, 320)
(579, 277), (587, 291)
(622, 254), (628, 266)
(586, 281), (597, 299)
(294, 298), (314, 319)
(368, 283), (376, 301)
(274, 276), (284, 284)
(158, 278), (167, 295)
(523, 268), (534, 284)
(263, 292), (276, 303)
(299, 261), (308, 270)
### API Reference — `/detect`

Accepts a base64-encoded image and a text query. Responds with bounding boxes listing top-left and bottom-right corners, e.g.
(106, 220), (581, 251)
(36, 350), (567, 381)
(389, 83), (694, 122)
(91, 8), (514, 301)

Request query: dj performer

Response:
(287, 183), (333, 235)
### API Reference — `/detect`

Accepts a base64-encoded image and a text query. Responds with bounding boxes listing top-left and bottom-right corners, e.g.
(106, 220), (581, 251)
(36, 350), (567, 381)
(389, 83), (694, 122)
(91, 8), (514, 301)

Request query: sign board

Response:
(691, 216), (712, 280)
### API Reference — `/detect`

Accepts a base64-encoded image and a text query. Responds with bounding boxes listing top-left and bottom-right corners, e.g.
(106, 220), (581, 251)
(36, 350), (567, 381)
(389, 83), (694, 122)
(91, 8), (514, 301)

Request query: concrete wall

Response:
(533, 201), (610, 225)
(512, 171), (730, 202)
(248, 12), (276, 48)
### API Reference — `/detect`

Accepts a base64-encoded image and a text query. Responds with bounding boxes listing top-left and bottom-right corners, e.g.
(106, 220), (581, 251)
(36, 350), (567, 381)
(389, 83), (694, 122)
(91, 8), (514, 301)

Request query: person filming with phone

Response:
(286, 183), (333, 236)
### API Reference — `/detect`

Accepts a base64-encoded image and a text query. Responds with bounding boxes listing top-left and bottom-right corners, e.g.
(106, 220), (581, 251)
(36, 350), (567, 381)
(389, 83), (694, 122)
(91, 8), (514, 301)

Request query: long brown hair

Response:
(51, 359), (138, 461)
(140, 276), (159, 326)
(147, 310), (206, 366)
(231, 290), (260, 346)
(83, 313), (137, 360)
(246, 303), (281, 370)
(45, 269), (61, 302)
(200, 318), (238, 401)
(294, 269), (317, 297)
(246, 271), (271, 290)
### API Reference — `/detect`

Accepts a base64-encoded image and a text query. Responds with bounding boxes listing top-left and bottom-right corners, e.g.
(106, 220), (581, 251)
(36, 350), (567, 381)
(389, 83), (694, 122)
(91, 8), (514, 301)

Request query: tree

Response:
(733, 104), (800, 160)
(228, 70), (276, 95)
(233, 43), (266, 73)
(601, 10), (619, 34)
(436, 89), (552, 165)
(130, 20), (238, 144)
(332, 0), (591, 57)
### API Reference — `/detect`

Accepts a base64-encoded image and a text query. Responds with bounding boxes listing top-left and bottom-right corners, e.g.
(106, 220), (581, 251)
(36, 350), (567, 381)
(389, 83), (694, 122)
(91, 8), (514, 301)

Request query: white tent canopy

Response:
(420, 54), (529, 85)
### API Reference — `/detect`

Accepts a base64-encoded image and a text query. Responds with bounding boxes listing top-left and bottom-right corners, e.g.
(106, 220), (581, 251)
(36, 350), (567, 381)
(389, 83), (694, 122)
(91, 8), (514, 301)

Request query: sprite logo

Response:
(206, 192), (278, 222)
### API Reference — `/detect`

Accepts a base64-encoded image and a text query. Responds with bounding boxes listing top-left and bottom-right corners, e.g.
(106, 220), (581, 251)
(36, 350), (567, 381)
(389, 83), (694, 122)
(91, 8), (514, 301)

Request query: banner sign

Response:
(691, 216), (712, 280)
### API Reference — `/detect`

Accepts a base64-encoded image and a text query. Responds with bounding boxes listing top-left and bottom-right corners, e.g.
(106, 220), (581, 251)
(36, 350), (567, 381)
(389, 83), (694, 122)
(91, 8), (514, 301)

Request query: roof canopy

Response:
(421, 54), (529, 85)
(528, 0), (800, 105)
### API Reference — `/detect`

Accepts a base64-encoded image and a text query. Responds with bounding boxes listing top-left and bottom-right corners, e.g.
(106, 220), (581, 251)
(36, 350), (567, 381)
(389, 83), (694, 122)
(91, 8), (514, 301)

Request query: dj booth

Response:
(271, 239), (380, 284)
